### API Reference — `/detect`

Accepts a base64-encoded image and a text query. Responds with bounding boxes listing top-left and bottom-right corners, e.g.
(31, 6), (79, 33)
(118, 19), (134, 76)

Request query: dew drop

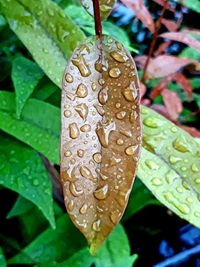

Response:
(80, 166), (93, 180)
(109, 67), (121, 78)
(69, 182), (83, 197)
(122, 81), (138, 102)
(64, 110), (71, 118)
(110, 50), (127, 63)
(92, 219), (101, 232)
(94, 104), (105, 116)
(143, 117), (163, 128)
(77, 149), (84, 158)
(173, 138), (190, 153)
(151, 178), (163, 186)
(125, 145), (138, 156)
(80, 203), (88, 214)
(65, 73), (73, 83)
(72, 55), (91, 77)
(67, 200), (74, 211)
(145, 160), (159, 170)
(75, 103), (88, 120)
(116, 111), (126, 120)
(69, 123), (79, 139)
(191, 163), (199, 173)
(116, 138), (124, 145)
(169, 155), (181, 164)
(94, 184), (109, 200)
(64, 150), (72, 157)
(110, 211), (120, 224)
(80, 124), (91, 132)
(98, 87), (108, 105)
(93, 153), (102, 163)
(76, 83), (88, 98)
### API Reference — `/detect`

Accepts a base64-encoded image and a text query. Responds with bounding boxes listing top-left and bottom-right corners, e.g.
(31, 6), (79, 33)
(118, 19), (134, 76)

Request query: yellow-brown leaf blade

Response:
(61, 35), (141, 253)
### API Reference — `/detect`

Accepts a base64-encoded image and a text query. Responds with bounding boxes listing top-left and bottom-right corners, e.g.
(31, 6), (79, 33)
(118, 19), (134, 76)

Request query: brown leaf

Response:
(151, 0), (175, 12)
(161, 88), (183, 120)
(61, 36), (141, 253)
(180, 126), (200, 138)
(121, 0), (155, 33)
(161, 18), (180, 32)
(172, 73), (193, 99)
(160, 32), (200, 51)
(80, 0), (116, 20)
(136, 55), (199, 79)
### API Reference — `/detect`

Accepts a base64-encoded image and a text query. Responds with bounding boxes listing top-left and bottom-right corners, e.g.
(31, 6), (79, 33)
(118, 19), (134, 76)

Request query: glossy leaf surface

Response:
(61, 35), (141, 252)
(80, 0), (116, 20)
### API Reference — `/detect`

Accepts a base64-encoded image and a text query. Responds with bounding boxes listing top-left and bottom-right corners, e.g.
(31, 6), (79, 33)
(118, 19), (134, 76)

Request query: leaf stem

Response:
(141, 0), (168, 82)
(93, 0), (102, 37)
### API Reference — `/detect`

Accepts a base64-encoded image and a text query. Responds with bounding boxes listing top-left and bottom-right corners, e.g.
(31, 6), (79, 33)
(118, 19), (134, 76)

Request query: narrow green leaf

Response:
(0, 0), (85, 87)
(12, 56), (44, 118)
(0, 136), (55, 228)
(0, 91), (59, 164)
(35, 248), (93, 267)
(93, 224), (138, 267)
(7, 196), (33, 219)
(32, 80), (58, 101)
(0, 247), (6, 267)
(9, 215), (86, 265)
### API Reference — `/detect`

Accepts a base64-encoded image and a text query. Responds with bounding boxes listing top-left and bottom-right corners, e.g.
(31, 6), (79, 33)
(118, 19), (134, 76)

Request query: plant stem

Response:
(141, 0), (168, 83)
(93, 0), (102, 37)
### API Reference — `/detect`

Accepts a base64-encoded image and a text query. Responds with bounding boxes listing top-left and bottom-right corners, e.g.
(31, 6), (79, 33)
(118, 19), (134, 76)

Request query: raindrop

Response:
(80, 166), (93, 180)
(125, 145), (138, 156)
(94, 184), (109, 200)
(76, 83), (88, 98)
(65, 73), (73, 83)
(93, 153), (102, 163)
(72, 55), (91, 77)
(69, 123), (79, 139)
(109, 67), (121, 78)
(80, 124), (91, 132)
(75, 103), (88, 120)
(92, 219), (101, 232)
(80, 203), (88, 214)
(69, 182), (83, 197)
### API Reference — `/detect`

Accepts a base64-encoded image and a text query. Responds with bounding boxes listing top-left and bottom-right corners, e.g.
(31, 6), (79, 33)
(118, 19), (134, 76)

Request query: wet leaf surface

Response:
(0, 136), (55, 228)
(61, 35), (141, 253)
(80, 0), (116, 20)
(12, 56), (44, 118)
(0, 248), (6, 267)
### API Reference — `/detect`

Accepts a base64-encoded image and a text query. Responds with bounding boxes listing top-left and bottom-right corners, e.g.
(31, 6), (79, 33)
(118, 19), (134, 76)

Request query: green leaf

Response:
(137, 106), (200, 228)
(0, 135), (55, 228)
(123, 179), (159, 221)
(9, 215), (86, 265)
(7, 196), (33, 219)
(173, 0), (200, 13)
(12, 56), (44, 118)
(93, 224), (138, 267)
(0, 91), (59, 164)
(35, 248), (93, 267)
(0, 0), (85, 87)
(0, 247), (6, 267)
(32, 79), (58, 101)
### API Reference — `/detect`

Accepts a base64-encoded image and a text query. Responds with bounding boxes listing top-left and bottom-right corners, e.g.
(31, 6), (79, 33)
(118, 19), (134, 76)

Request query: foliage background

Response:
(0, 0), (200, 266)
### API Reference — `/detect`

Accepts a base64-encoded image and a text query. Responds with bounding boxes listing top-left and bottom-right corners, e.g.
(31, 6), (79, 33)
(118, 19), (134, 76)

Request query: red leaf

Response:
(160, 32), (200, 51)
(154, 42), (171, 56)
(136, 55), (200, 79)
(161, 88), (183, 120)
(180, 126), (200, 138)
(150, 74), (175, 99)
(121, 0), (155, 33)
(161, 18), (180, 32)
(172, 73), (192, 99)
(151, 0), (175, 12)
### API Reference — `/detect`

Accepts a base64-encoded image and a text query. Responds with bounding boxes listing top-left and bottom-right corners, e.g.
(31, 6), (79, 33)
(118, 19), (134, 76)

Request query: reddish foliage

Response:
(121, 0), (155, 33)
(172, 73), (193, 99)
(160, 31), (200, 51)
(154, 41), (171, 56)
(136, 55), (199, 79)
(150, 104), (174, 121)
(161, 18), (180, 32)
(139, 82), (147, 98)
(161, 89), (183, 120)
(180, 126), (200, 138)
(150, 74), (175, 99)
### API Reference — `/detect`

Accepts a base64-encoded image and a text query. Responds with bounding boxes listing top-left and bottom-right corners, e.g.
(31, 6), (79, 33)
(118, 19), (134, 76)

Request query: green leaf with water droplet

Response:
(0, 0), (85, 87)
(93, 224), (138, 266)
(9, 215), (86, 265)
(0, 135), (55, 228)
(80, 0), (116, 20)
(12, 56), (44, 118)
(0, 91), (60, 164)
(0, 247), (6, 267)
(34, 248), (93, 267)
(7, 196), (33, 219)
